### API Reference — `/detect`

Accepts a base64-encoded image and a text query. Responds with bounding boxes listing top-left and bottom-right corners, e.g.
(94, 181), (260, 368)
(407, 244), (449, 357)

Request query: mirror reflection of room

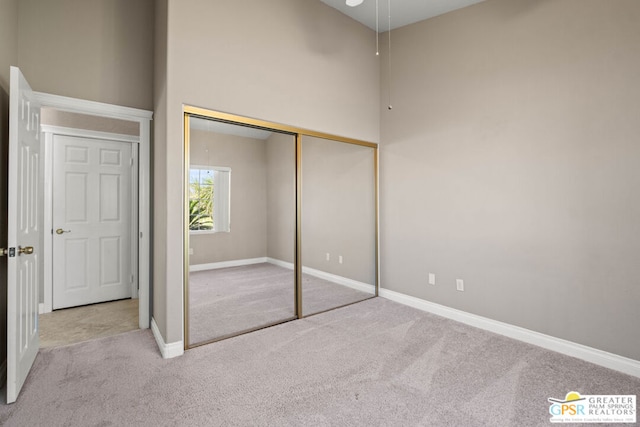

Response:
(187, 118), (296, 346)
(301, 136), (376, 316)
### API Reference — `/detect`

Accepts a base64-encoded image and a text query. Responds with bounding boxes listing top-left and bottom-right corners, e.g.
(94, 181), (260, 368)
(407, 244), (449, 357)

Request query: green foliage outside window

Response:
(189, 171), (214, 231)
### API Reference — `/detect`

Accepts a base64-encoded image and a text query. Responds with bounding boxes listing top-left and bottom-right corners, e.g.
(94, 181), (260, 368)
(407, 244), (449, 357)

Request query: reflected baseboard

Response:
(266, 258), (375, 294)
(189, 257), (268, 272)
(265, 258), (294, 270)
(188, 256), (375, 294)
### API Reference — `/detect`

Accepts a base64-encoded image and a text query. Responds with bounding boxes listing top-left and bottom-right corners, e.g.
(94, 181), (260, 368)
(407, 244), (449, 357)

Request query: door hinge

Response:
(130, 157), (134, 167)
(130, 274), (134, 284)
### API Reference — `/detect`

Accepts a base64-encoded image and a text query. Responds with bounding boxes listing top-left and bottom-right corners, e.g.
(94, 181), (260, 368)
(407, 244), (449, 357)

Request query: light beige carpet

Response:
(39, 298), (139, 348)
(2, 297), (638, 426)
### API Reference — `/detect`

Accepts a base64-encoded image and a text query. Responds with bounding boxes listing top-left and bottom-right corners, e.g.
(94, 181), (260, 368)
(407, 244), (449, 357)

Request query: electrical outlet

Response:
(339, 255), (343, 264)
(189, 248), (194, 255)
(326, 253), (330, 261)
(456, 279), (464, 292)
(428, 273), (435, 285)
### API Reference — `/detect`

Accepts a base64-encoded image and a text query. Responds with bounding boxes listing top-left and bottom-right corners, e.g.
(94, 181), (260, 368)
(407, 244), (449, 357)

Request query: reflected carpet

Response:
(189, 263), (372, 344)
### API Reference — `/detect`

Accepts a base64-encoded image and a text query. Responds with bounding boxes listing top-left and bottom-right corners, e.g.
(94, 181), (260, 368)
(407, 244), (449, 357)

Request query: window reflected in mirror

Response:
(189, 166), (230, 233)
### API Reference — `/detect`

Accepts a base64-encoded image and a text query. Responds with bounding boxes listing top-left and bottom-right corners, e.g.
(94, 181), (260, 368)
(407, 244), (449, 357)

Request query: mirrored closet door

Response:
(300, 136), (377, 316)
(186, 116), (297, 346)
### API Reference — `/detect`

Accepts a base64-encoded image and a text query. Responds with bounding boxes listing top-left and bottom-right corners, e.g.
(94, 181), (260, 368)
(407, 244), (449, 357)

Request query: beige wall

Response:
(379, 0), (640, 360)
(41, 108), (139, 136)
(301, 136), (376, 285)
(188, 130), (267, 265)
(153, 0), (168, 338)
(0, 0), (19, 90)
(154, 0), (380, 344)
(18, 0), (154, 110)
(0, 0), (19, 374)
(266, 133), (296, 264)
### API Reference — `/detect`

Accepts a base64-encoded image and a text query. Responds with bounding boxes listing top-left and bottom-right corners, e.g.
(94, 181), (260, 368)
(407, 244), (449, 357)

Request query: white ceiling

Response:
(320, 0), (485, 32)
(191, 117), (272, 140)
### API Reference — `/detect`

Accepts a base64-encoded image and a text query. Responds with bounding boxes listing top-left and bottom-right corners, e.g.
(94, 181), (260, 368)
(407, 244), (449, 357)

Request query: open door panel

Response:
(6, 66), (42, 403)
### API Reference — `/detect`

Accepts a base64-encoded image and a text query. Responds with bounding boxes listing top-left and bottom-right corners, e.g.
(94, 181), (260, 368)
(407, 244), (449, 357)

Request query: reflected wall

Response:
(187, 117), (296, 346)
(301, 136), (376, 316)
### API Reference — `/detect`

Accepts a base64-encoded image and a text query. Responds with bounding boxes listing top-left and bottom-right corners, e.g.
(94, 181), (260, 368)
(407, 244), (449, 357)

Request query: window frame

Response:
(188, 165), (231, 235)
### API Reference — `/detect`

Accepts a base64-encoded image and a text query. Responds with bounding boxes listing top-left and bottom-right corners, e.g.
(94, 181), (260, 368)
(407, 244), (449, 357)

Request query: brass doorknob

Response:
(18, 246), (34, 255)
(56, 228), (71, 235)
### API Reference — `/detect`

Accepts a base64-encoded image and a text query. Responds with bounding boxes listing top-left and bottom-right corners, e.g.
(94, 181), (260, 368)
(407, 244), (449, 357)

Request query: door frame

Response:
(34, 92), (152, 329)
(43, 128), (139, 311)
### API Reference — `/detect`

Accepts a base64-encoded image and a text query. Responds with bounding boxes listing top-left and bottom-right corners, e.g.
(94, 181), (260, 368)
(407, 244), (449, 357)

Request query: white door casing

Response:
(7, 66), (42, 403)
(52, 136), (133, 309)
(35, 92), (151, 330)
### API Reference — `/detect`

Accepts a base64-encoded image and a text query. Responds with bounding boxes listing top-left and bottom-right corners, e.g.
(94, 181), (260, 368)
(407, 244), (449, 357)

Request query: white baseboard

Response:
(151, 317), (183, 359)
(379, 288), (640, 378)
(189, 257), (267, 272)
(266, 258), (375, 294)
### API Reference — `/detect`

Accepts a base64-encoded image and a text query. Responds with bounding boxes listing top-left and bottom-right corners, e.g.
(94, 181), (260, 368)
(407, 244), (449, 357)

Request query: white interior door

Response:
(52, 135), (133, 309)
(6, 66), (42, 403)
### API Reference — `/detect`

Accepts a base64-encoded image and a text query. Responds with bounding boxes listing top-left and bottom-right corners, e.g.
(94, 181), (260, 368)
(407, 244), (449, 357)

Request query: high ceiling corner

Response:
(320, 0), (486, 32)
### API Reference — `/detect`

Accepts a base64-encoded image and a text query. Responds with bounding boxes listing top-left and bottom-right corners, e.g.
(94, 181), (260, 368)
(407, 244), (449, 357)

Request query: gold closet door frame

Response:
(183, 105), (379, 350)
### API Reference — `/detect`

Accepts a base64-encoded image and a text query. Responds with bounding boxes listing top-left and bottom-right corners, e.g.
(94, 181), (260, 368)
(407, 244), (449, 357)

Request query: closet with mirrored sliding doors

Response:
(183, 107), (378, 348)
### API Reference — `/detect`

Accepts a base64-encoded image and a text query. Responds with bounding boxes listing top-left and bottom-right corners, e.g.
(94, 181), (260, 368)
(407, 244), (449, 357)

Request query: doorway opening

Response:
(37, 108), (142, 347)
(34, 94), (152, 336)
